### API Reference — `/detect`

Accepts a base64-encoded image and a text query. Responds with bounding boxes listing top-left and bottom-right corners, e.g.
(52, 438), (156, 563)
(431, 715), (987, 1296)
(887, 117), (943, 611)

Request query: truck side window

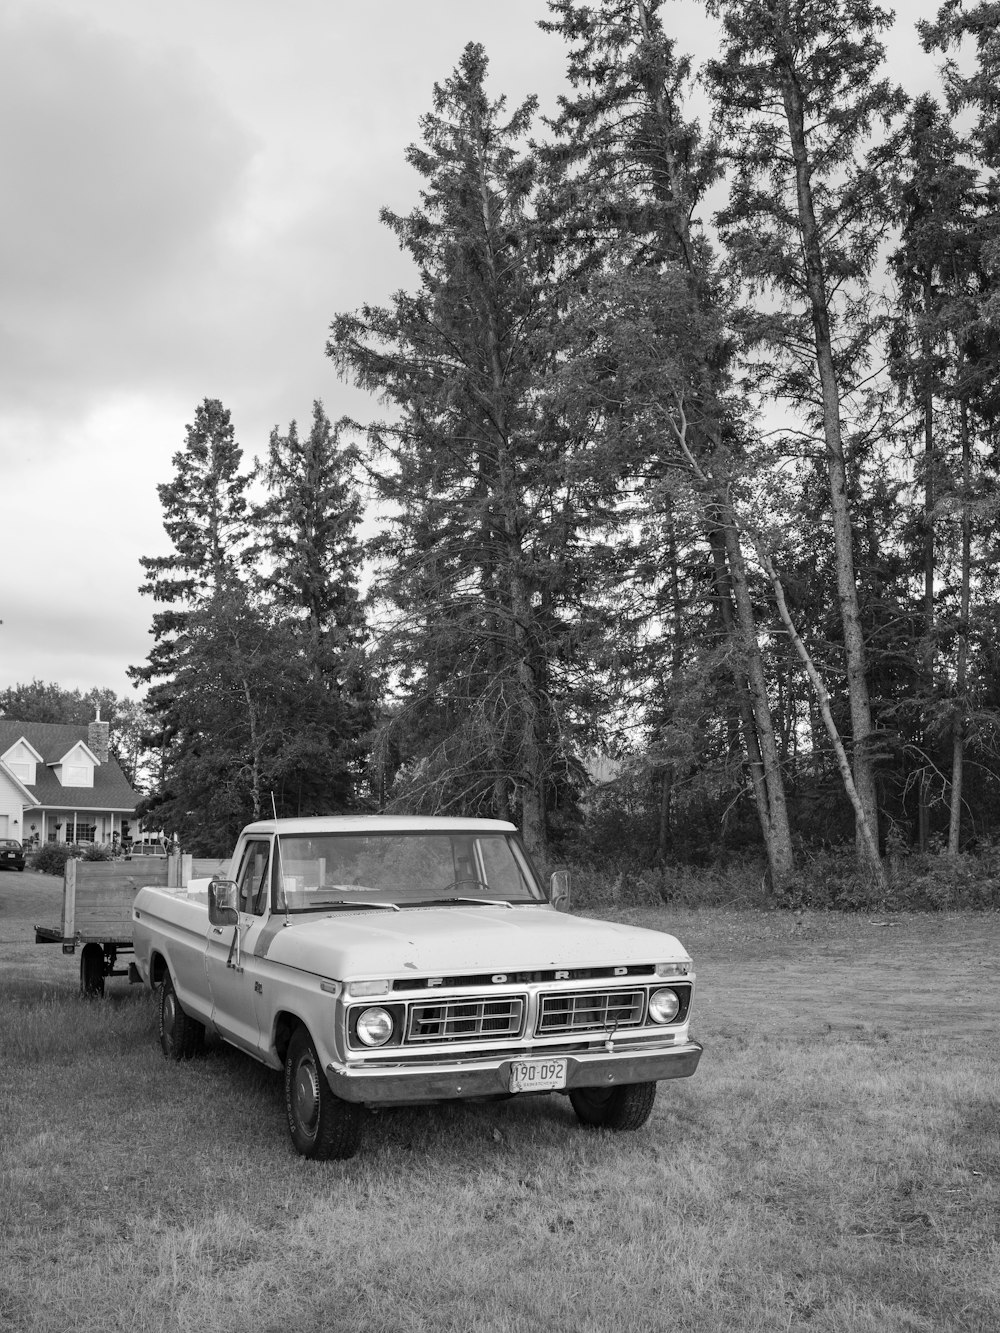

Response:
(236, 840), (270, 916)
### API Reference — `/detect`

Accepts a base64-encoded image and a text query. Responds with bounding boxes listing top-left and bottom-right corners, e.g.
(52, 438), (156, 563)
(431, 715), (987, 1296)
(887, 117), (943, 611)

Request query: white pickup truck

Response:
(131, 815), (702, 1159)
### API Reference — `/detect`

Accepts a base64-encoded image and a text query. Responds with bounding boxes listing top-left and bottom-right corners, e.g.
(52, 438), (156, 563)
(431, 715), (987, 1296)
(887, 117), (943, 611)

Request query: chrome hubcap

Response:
(293, 1055), (320, 1133)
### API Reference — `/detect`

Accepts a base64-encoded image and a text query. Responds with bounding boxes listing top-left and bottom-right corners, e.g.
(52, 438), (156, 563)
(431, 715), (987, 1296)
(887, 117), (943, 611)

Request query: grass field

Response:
(1, 873), (997, 1332)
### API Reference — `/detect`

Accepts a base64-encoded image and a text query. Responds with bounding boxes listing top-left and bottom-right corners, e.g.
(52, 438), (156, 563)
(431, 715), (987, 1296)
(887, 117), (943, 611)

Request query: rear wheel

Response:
(284, 1026), (364, 1160)
(80, 944), (105, 998)
(159, 972), (203, 1060)
(569, 1081), (657, 1131)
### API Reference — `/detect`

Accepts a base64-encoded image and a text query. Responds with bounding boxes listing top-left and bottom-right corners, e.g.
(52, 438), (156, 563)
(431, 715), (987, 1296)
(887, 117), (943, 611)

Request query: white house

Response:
(0, 717), (141, 846)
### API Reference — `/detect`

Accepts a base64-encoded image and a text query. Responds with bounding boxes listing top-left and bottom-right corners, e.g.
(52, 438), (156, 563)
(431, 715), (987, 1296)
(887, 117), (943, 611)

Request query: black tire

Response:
(569, 1080), (657, 1131)
(159, 972), (204, 1060)
(284, 1025), (364, 1160)
(80, 943), (105, 998)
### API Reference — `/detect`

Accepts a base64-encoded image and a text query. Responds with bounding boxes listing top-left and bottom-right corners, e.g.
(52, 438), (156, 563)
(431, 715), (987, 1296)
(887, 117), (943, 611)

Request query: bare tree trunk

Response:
(709, 528), (770, 827)
(241, 676), (262, 823)
(755, 543), (886, 887)
(780, 65), (881, 868)
(718, 506), (796, 886)
(671, 398), (883, 884)
(477, 144), (548, 860)
(919, 280), (936, 852)
(655, 509), (686, 862)
(948, 399), (971, 855)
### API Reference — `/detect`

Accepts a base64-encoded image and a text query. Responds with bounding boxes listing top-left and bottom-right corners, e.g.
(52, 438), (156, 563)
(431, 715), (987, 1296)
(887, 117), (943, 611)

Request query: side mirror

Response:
(549, 868), (571, 913)
(208, 879), (240, 927)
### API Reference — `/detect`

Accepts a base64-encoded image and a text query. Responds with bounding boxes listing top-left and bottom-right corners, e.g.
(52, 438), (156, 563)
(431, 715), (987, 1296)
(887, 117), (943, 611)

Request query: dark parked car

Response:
(0, 839), (25, 871)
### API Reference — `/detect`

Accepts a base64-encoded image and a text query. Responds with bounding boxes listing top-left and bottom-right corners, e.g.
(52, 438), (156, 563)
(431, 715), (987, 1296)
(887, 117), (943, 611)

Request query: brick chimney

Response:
(88, 710), (110, 764)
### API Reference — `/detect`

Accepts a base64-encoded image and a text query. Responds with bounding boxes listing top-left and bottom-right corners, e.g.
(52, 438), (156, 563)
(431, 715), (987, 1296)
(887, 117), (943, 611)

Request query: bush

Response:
(29, 844), (83, 876)
(566, 853), (772, 912)
(81, 843), (114, 862)
(563, 843), (1000, 913)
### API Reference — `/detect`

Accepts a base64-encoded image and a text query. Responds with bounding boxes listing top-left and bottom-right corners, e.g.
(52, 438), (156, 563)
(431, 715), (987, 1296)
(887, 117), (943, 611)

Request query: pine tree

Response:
(888, 95), (980, 847)
(136, 587), (298, 851)
(255, 400), (375, 814)
(328, 44), (606, 856)
(920, 2), (1000, 850)
(541, 0), (796, 883)
(705, 0), (907, 869)
(132, 397), (252, 689)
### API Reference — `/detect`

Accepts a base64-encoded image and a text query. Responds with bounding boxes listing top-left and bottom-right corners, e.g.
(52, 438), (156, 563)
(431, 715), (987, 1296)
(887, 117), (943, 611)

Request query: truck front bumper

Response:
(326, 1038), (703, 1105)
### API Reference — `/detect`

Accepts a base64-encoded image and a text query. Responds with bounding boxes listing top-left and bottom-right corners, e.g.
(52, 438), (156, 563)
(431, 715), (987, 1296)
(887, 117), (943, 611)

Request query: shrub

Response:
(564, 843), (1000, 913)
(81, 843), (114, 862)
(29, 844), (83, 876)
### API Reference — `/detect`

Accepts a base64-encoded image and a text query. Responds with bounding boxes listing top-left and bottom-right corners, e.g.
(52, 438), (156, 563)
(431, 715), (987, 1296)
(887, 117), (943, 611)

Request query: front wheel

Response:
(159, 972), (204, 1060)
(284, 1026), (364, 1160)
(569, 1081), (657, 1131)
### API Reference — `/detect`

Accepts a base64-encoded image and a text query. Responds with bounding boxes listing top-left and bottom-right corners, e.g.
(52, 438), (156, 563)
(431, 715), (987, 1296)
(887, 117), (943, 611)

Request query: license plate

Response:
(508, 1058), (567, 1093)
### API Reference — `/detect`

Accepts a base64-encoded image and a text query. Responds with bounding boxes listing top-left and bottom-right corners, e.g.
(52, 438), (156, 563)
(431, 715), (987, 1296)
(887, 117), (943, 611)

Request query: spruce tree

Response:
(328, 44), (606, 856)
(132, 397), (251, 689)
(705, 0), (907, 868)
(920, 2), (1000, 850)
(541, 0), (796, 883)
(255, 400), (375, 814)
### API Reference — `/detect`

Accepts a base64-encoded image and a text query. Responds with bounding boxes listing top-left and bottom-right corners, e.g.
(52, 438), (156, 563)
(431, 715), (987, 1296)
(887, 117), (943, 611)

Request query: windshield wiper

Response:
(311, 899), (401, 912)
(413, 897), (515, 909)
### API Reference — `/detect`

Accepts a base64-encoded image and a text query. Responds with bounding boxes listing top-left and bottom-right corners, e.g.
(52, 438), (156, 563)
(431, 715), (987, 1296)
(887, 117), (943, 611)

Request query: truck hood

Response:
(258, 905), (690, 980)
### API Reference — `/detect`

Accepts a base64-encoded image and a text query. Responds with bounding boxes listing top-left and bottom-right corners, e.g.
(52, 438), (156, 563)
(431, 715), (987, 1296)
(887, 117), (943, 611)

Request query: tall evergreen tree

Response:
(259, 401), (366, 637)
(920, 2), (1000, 850)
(541, 0), (796, 883)
(328, 44), (608, 856)
(132, 397), (251, 690)
(136, 587), (299, 851)
(889, 95), (980, 847)
(255, 400), (375, 813)
(705, 0), (907, 869)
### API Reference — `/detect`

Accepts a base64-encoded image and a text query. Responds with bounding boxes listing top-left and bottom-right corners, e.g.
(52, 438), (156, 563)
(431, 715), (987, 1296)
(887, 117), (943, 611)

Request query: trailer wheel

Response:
(80, 944), (105, 998)
(159, 973), (203, 1060)
(284, 1025), (364, 1160)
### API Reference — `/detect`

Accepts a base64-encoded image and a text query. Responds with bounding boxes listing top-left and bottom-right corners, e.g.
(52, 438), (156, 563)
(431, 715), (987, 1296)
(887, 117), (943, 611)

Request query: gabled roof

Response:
(1, 736), (44, 764)
(49, 740), (101, 768)
(0, 760), (41, 807)
(0, 720), (139, 811)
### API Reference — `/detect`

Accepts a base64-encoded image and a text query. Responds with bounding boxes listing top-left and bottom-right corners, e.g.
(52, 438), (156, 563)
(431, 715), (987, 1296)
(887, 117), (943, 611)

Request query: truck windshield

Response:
(274, 831), (543, 912)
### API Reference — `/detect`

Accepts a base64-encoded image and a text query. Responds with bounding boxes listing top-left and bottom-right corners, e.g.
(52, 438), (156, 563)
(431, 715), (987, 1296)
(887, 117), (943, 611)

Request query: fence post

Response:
(63, 858), (77, 938)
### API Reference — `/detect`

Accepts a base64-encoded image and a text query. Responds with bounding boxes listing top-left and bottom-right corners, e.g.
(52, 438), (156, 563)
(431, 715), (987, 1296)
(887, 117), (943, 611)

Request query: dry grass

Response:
(1, 877), (998, 1332)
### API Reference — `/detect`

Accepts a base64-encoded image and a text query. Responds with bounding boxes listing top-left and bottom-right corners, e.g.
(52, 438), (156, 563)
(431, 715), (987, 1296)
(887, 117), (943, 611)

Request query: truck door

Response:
(205, 836), (270, 1055)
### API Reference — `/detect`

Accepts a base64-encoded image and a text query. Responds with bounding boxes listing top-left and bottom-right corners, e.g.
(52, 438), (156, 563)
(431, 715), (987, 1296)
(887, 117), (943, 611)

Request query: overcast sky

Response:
(0, 0), (945, 703)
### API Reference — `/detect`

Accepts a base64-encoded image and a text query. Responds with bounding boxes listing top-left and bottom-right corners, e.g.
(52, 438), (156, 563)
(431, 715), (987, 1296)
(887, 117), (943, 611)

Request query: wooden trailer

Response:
(34, 854), (228, 995)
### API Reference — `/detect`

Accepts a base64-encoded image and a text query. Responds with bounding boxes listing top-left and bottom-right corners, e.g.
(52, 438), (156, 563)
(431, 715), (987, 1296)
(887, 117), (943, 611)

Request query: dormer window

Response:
(50, 741), (99, 788)
(1, 739), (43, 786)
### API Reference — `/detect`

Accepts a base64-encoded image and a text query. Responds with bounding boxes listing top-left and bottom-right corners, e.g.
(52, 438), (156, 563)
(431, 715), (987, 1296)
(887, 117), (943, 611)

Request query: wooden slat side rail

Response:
(64, 858), (170, 939)
(166, 855), (229, 887)
(192, 857), (230, 879)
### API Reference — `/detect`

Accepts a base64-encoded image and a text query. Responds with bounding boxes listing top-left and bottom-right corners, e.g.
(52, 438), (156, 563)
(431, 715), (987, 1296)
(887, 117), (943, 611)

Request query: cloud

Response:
(0, 7), (256, 418)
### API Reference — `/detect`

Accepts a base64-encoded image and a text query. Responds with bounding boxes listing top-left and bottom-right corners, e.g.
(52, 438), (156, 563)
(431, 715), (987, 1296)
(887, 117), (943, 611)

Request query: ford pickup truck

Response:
(131, 815), (702, 1159)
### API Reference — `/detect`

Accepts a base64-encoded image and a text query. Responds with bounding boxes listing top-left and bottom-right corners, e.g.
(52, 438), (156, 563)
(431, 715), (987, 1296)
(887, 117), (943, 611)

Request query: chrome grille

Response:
(537, 988), (645, 1036)
(406, 996), (524, 1044)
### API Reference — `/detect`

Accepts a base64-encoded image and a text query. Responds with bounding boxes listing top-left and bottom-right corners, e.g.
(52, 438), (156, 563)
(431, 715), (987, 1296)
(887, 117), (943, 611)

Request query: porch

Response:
(24, 809), (136, 849)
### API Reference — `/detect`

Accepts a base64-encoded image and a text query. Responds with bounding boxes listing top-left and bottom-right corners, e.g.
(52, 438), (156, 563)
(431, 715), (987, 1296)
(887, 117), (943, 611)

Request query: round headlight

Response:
(355, 1006), (393, 1047)
(648, 988), (680, 1024)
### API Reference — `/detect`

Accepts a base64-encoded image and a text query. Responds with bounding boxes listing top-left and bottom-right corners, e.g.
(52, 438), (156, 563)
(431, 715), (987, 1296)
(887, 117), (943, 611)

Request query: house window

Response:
(75, 824), (97, 844)
(64, 764), (93, 787)
(2, 742), (37, 784)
